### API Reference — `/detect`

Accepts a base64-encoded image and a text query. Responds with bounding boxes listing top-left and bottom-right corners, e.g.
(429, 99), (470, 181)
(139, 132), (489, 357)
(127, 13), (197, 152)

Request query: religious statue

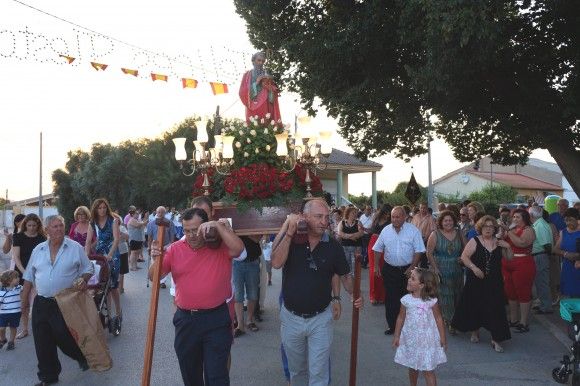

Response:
(239, 51), (282, 123)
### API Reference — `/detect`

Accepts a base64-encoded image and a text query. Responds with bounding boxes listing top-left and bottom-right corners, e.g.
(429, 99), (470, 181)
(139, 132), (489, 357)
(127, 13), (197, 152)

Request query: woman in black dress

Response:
(452, 215), (511, 353)
(12, 213), (46, 339)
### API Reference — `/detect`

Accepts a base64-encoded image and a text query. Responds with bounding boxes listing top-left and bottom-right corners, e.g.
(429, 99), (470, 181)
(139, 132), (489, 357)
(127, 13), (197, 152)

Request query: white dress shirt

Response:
(372, 222), (426, 266)
(359, 214), (373, 233)
(24, 238), (93, 297)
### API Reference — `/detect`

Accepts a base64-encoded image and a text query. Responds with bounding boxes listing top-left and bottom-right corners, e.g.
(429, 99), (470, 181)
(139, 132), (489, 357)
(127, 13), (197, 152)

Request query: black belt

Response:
(385, 263), (411, 271)
(177, 302), (225, 315)
(286, 305), (328, 319)
(36, 295), (56, 301)
(532, 252), (548, 256)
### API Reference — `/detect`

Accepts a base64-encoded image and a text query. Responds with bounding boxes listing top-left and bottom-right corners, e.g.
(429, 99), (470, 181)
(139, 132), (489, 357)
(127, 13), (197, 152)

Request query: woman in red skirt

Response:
(501, 208), (536, 333)
(368, 204), (393, 305)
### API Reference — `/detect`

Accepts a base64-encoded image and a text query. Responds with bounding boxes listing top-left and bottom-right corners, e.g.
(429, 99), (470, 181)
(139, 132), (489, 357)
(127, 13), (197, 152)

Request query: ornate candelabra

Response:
(172, 118), (235, 196)
(173, 117), (333, 198)
(276, 130), (333, 197)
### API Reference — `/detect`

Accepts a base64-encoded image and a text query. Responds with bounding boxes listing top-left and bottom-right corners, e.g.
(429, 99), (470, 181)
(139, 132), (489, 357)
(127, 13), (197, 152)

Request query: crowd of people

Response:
(0, 195), (579, 386)
(327, 198), (580, 385)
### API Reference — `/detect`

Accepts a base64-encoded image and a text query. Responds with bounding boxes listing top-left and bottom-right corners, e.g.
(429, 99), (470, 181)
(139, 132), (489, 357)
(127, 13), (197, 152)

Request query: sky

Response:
(0, 0), (556, 202)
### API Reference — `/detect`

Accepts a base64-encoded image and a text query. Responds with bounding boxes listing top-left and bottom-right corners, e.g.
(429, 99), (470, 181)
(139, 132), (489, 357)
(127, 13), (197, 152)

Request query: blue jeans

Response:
(233, 260), (260, 302)
(280, 304), (333, 386)
(343, 246), (357, 274)
(173, 304), (232, 386)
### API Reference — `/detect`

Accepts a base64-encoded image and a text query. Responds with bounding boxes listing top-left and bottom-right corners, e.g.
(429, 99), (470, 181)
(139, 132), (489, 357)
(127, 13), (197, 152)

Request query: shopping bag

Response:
(55, 287), (113, 371)
(87, 261), (102, 286)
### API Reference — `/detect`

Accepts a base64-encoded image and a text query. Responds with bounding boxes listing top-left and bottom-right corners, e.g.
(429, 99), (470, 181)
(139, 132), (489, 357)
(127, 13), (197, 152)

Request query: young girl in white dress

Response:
(393, 268), (447, 386)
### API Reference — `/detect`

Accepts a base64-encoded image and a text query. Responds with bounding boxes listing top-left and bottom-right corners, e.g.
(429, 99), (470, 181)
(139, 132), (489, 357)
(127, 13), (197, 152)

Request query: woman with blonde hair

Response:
(68, 206), (94, 248)
(338, 206), (364, 273)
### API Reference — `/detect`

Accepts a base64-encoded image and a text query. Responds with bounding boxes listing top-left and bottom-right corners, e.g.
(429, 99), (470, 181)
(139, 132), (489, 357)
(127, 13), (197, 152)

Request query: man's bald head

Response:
(391, 206), (406, 229)
(156, 206), (166, 217)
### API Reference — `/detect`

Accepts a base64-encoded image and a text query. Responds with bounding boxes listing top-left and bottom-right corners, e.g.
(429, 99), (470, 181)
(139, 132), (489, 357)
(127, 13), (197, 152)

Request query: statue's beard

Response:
(253, 64), (264, 74)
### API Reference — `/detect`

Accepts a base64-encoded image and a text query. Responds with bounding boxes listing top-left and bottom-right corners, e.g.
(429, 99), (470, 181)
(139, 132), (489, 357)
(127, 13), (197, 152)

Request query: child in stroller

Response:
(87, 255), (121, 337)
(553, 299), (580, 385)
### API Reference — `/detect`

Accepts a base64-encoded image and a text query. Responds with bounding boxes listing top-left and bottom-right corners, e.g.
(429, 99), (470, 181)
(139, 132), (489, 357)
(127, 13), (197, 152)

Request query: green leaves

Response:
(52, 117), (202, 222)
(235, 0), (580, 194)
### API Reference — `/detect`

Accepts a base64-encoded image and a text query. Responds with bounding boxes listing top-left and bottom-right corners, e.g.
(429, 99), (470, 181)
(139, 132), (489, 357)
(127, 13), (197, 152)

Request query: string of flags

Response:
(57, 54), (230, 95)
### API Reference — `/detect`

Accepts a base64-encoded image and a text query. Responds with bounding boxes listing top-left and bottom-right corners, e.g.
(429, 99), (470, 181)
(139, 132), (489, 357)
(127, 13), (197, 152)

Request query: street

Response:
(0, 251), (569, 386)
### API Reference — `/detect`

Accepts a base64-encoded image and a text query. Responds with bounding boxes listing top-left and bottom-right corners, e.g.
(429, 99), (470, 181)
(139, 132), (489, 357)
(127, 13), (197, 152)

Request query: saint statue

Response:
(239, 51), (282, 123)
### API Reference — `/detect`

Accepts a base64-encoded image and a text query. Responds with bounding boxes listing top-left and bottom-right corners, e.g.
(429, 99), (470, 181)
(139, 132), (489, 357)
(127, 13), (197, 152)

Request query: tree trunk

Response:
(545, 140), (580, 198)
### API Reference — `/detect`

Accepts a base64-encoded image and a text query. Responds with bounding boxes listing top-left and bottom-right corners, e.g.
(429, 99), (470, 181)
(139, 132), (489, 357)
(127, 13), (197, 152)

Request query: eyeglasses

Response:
(460, 213), (468, 217)
(306, 251), (318, 271)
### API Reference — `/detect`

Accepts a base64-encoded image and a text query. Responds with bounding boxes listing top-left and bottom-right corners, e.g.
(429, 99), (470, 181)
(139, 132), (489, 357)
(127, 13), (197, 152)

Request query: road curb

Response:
(534, 313), (571, 348)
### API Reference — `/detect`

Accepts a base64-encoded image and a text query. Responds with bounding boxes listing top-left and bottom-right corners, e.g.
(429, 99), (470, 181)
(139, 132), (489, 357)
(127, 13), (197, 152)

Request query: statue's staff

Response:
(349, 248), (363, 386)
(141, 217), (170, 386)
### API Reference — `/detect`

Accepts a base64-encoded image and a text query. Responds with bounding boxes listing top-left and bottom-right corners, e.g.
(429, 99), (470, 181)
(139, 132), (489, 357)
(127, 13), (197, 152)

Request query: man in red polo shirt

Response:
(150, 207), (244, 386)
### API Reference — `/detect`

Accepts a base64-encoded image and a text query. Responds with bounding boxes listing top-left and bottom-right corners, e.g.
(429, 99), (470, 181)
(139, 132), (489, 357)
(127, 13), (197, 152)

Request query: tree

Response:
(349, 181), (428, 207)
(468, 184), (518, 205)
(52, 117), (202, 222)
(235, 1), (580, 195)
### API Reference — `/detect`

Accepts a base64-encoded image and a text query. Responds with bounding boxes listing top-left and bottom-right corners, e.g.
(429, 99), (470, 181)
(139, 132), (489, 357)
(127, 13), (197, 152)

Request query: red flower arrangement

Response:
(224, 163), (294, 200)
(190, 118), (324, 212)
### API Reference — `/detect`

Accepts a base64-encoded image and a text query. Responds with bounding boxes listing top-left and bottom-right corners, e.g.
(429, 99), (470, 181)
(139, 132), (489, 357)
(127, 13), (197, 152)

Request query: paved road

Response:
(0, 249), (570, 385)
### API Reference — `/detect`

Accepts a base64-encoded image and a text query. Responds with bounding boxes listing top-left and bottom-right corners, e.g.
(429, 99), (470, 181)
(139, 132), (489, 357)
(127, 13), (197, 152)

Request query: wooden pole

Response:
(349, 249), (362, 386)
(141, 218), (168, 386)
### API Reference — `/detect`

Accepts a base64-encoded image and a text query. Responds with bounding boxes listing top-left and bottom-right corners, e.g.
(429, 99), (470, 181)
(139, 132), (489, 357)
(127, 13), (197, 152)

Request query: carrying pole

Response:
(349, 249), (362, 386)
(141, 218), (168, 386)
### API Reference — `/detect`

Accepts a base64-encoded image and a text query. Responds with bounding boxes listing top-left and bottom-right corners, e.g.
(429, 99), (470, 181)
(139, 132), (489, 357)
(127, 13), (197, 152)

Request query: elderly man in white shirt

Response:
(22, 215), (94, 386)
(373, 206), (425, 335)
(359, 205), (374, 268)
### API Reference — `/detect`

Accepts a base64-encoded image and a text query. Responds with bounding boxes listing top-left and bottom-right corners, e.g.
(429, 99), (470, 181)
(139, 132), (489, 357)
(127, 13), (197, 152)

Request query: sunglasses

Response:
(306, 251), (319, 271)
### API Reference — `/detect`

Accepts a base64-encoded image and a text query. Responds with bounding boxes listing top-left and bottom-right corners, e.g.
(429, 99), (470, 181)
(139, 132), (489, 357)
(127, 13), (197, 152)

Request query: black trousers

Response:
(32, 295), (86, 383)
(361, 234), (371, 266)
(381, 263), (410, 329)
(174, 303), (233, 386)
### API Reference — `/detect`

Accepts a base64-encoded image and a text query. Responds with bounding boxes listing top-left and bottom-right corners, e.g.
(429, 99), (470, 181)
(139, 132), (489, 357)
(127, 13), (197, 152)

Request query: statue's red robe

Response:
(239, 70), (282, 123)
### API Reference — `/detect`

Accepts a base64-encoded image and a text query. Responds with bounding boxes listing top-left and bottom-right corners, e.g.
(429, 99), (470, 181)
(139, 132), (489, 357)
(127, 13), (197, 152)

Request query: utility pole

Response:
(2, 189), (7, 229)
(38, 131), (43, 220)
(490, 160), (494, 204)
(427, 136), (434, 209)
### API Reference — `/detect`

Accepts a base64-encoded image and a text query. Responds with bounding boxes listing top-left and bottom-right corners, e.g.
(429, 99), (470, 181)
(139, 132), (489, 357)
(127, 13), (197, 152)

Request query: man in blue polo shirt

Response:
(550, 199), (569, 232)
(549, 198), (569, 303)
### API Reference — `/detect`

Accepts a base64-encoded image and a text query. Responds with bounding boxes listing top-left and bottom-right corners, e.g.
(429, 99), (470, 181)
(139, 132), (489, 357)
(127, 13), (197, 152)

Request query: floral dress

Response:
(394, 294), (447, 371)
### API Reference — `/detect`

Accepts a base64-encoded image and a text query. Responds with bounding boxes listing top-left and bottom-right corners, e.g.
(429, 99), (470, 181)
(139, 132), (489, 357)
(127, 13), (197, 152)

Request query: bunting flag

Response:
(121, 68), (138, 77)
(91, 62), (108, 71)
(59, 54), (75, 64)
(210, 82), (228, 95)
(151, 73), (168, 82)
(181, 78), (198, 89)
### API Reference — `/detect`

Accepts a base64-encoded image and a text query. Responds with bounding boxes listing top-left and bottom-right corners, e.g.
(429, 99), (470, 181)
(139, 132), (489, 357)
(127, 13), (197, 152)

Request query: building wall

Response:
(433, 173), (490, 198)
(321, 173), (349, 204)
(477, 158), (562, 186)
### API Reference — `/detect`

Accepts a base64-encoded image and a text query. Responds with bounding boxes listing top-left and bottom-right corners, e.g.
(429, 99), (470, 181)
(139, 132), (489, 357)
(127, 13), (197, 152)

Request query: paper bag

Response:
(55, 288), (113, 371)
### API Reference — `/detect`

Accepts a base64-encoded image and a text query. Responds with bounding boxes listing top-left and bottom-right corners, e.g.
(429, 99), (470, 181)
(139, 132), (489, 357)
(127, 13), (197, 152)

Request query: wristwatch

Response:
(331, 295), (341, 303)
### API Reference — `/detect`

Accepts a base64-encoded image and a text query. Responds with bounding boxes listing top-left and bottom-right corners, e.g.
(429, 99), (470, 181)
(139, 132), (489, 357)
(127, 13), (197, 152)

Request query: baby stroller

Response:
(552, 299), (580, 385)
(87, 255), (121, 337)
